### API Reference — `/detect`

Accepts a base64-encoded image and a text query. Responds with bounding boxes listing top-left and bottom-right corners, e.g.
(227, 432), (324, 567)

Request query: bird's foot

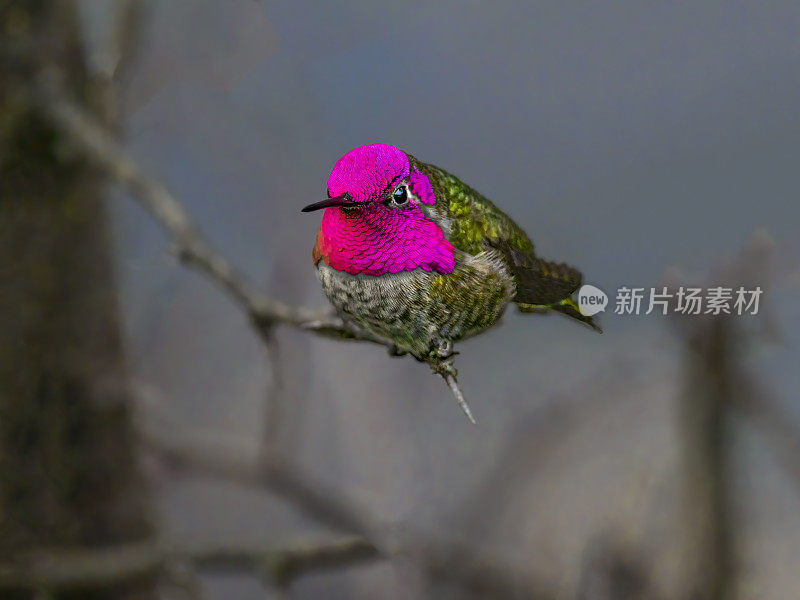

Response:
(434, 338), (457, 359)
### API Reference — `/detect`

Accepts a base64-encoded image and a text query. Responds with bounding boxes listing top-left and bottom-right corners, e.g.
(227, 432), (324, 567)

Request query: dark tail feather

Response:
(510, 256), (583, 306)
(489, 241), (602, 333)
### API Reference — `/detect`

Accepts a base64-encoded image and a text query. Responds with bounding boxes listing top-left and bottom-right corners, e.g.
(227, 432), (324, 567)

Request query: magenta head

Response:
(302, 144), (436, 212)
(305, 144), (453, 276)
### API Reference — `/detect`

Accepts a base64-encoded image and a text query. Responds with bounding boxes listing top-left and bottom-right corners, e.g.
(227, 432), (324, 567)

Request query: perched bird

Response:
(303, 144), (600, 422)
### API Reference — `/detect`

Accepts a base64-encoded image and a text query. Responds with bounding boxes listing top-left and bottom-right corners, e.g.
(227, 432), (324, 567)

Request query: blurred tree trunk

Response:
(677, 318), (734, 600)
(0, 1), (153, 598)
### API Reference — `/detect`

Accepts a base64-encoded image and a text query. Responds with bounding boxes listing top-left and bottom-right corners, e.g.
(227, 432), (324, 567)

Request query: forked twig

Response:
(39, 82), (471, 419)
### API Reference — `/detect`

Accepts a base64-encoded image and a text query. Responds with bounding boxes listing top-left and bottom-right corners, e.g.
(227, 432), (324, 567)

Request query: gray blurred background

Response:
(5, 1), (800, 598)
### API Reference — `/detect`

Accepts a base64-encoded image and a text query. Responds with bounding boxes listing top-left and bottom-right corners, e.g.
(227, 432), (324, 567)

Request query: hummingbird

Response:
(302, 144), (600, 423)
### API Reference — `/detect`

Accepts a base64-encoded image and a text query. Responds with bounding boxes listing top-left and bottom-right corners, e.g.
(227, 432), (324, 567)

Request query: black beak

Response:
(301, 192), (353, 213)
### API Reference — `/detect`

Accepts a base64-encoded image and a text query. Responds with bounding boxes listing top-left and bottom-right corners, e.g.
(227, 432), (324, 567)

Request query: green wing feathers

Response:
(417, 159), (601, 333)
(415, 160), (535, 256)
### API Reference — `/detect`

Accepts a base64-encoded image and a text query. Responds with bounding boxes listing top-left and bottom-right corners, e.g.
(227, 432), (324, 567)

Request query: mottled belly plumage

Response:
(317, 253), (514, 359)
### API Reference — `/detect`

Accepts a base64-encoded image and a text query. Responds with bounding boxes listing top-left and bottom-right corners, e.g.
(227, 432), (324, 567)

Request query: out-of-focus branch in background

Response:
(8, 2), (800, 598)
(675, 317), (735, 600)
(669, 230), (776, 600)
(0, 1), (156, 597)
(0, 536), (378, 593)
(33, 65), (558, 600)
(138, 416), (560, 599)
(39, 82), (394, 348)
(37, 74), (800, 600)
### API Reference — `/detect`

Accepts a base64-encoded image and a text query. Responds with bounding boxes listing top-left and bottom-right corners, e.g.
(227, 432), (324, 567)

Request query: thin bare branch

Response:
(1, 532), (550, 599)
(0, 536), (379, 594)
(39, 82), (557, 599)
(37, 81), (393, 350)
(141, 425), (557, 599)
(0, 540), (162, 593)
(191, 536), (378, 587)
(39, 81), (480, 421)
(430, 357), (477, 424)
(443, 373), (476, 425)
(140, 429), (386, 546)
(262, 336), (287, 457)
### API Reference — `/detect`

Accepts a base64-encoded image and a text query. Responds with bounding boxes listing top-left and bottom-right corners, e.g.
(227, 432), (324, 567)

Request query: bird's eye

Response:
(389, 185), (408, 207)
